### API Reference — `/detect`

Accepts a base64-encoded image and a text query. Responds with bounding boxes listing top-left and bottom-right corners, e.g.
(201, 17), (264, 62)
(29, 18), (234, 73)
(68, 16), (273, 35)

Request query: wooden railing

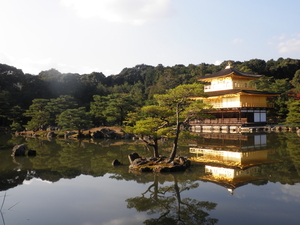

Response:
(207, 102), (274, 108)
(190, 118), (248, 125)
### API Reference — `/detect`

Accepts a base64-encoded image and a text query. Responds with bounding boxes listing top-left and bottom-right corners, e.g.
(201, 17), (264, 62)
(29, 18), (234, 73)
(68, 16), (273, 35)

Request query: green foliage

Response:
(125, 114), (172, 157)
(45, 95), (78, 124)
(76, 72), (108, 104)
(265, 58), (300, 79)
(90, 95), (107, 125)
(154, 83), (207, 106)
(24, 99), (51, 130)
(10, 122), (23, 131)
(0, 90), (11, 118)
(240, 58), (266, 74)
(24, 99), (49, 117)
(26, 111), (51, 131)
(285, 100), (300, 126)
(126, 83), (211, 159)
(252, 76), (293, 121)
(128, 81), (145, 106)
(128, 117), (167, 137)
(104, 93), (136, 125)
(58, 107), (93, 132)
(154, 83), (211, 126)
(142, 105), (173, 120)
(155, 83), (212, 159)
(8, 105), (24, 124)
(268, 79), (293, 120)
(290, 69), (300, 92)
(90, 93), (137, 126)
(22, 96), (79, 131)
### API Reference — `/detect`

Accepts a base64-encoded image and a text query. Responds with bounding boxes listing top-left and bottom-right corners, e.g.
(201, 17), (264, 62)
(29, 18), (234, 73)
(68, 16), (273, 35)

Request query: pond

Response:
(0, 132), (300, 225)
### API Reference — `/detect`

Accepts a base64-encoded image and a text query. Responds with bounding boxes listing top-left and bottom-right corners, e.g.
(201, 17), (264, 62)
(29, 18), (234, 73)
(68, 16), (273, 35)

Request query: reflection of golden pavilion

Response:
(190, 133), (277, 194)
(189, 133), (276, 168)
(190, 133), (268, 152)
(190, 148), (272, 168)
(205, 165), (259, 179)
(203, 165), (261, 194)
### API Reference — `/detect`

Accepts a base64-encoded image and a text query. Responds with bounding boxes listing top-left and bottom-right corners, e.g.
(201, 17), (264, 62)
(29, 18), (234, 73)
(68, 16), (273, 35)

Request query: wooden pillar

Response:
(222, 111), (224, 124)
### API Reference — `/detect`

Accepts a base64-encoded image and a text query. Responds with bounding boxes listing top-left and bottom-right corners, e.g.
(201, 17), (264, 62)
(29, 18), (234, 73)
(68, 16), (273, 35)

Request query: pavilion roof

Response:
(198, 68), (262, 80)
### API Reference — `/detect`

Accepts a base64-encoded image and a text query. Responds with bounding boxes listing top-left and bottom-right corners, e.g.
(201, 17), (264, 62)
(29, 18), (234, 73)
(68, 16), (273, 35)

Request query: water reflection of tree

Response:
(259, 133), (300, 184)
(126, 174), (218, 225)
(283, 133), (300, 176)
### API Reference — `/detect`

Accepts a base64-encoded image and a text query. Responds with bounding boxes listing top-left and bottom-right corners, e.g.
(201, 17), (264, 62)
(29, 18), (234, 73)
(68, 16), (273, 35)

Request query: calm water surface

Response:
(0, 132), (300, 225)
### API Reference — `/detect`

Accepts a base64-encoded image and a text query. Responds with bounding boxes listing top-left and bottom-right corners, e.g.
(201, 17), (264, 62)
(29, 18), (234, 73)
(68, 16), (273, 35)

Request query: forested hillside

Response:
(1, 58), (300, 131)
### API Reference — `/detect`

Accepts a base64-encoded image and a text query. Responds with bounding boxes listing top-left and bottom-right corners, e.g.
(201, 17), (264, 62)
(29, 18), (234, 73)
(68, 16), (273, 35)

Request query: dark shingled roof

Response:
(198, 68), (262, 80)
(205, 89), (279, 97)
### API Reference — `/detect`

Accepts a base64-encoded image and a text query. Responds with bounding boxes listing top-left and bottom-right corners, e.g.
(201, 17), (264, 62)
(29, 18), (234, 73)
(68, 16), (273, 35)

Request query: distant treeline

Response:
(1, 57), (300, 129)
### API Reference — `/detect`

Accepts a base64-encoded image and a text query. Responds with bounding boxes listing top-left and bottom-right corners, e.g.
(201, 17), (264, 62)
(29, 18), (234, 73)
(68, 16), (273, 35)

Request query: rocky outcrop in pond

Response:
(128, 153), (191, 173)
(11, 144), (36, 157)
(91, 128), (123, 139)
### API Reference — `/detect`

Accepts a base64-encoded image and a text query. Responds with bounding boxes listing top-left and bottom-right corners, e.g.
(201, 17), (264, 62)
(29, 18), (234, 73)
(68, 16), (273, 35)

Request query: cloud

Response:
(23, 178), (52, 185)
(10, 57), (74, 75)
(0, 52), (13, 65)
(281, 185), (300, 197)
(232, 38), (243, 44)
(278, 34), (286, 40)
(0, 53), (49, 75)
(102, 214), (148, 225)
(214, 60), (222, 65)
(276, 185), (300, 203)
(61, 0), (174, 25)
(15, 58), (55, 75)
(278, 36), (300, 54)
(0, 51), (107, 75)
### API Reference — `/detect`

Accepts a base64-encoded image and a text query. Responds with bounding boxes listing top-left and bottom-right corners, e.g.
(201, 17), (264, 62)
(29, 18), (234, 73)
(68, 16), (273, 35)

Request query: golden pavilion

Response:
(190, 64), (279, 132)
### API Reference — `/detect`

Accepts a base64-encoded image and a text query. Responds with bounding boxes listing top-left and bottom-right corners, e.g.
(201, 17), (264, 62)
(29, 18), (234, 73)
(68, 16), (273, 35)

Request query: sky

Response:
(0, 0), (299, 76)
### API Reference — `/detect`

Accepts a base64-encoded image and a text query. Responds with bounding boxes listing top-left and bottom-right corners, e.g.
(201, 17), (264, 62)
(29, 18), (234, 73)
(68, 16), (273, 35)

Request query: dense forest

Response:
(1, 58), (300, 131)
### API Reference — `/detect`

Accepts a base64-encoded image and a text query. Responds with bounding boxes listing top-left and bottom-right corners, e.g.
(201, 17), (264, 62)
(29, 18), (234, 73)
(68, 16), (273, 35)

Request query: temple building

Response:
(190, 64), (279, 132)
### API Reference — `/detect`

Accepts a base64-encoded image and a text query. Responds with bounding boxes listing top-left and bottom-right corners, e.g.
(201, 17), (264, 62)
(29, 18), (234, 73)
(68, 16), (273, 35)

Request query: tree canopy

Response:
(0, 58), (299, 129)
(125, 83), (212, 160)
(58, 107), (93, 135)
(285, 101), (300, 126)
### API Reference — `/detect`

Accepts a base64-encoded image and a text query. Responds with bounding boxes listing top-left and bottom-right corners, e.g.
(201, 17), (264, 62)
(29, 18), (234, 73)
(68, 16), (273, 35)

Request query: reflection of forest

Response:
(0, 135), (189, 191)
(189, 132), (300, 193)
(1, 132), (300, 192)
(0, 136), (150, 191)
(126, 174), (218, 225)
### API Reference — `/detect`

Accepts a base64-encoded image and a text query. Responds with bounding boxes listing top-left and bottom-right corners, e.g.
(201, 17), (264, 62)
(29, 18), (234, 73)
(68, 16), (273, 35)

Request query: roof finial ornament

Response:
(225, 62), (232, 69)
